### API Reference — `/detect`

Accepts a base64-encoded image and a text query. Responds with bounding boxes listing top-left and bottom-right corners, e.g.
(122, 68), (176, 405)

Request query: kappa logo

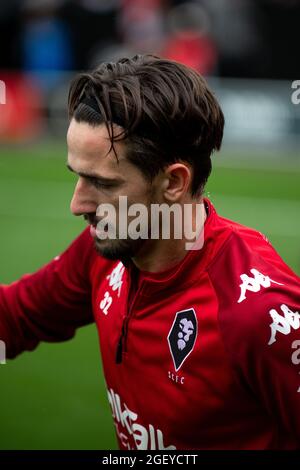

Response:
(168, 308), (198, 372)
(237, 268), (283, 303)
(268, 304), (300, 345)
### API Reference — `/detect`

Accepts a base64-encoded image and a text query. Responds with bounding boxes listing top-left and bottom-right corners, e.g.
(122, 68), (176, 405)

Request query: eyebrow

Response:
(66, 163), (122, 184)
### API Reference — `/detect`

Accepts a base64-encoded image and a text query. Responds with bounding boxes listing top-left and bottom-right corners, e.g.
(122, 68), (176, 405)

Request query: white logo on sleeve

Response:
(268, 304), (300, 345)
(238, 268), (283, 303)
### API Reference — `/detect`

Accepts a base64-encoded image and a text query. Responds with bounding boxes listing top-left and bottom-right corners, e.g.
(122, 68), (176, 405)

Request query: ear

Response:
(162, 163), (192, 202)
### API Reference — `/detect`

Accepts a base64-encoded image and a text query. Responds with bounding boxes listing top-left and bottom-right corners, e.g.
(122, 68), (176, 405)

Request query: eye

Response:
(90, 178), (113, 190)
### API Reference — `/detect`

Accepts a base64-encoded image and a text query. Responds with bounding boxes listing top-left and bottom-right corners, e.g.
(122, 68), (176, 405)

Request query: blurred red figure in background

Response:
(161, 2), (218, 75)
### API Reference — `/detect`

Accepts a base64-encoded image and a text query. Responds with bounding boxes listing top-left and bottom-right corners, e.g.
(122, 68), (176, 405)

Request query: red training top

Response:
(1, 199), (300, 450)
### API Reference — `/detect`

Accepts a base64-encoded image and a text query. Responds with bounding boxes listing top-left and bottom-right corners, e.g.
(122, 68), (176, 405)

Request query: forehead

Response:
(67, 119), (125, 173)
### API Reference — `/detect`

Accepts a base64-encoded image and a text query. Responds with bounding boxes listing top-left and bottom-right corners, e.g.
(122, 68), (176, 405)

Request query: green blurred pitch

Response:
(0, 145), (299, 449)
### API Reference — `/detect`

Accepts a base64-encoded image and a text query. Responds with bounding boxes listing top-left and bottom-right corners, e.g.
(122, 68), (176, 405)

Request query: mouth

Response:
(89, 221), (109, 239)
(89, 224), (97, 238)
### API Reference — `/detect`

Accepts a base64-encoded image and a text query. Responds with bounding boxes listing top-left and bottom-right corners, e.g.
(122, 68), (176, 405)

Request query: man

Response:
(0, 54), (300, 450)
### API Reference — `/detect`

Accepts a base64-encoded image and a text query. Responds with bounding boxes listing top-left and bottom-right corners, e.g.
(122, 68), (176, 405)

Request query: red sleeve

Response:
(0, 228), (96, 359)
(210, 231), (300, 442)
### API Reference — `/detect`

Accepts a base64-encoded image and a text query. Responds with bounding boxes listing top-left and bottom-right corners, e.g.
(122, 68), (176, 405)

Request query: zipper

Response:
(115, 324), (126, 364)
(115, 268), (141, 364)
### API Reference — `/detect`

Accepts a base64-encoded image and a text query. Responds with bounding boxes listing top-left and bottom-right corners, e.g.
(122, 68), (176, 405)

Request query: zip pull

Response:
(116, 321), (126, 364)
(115, 334), (123, 364)
(115, 266), (140, 364)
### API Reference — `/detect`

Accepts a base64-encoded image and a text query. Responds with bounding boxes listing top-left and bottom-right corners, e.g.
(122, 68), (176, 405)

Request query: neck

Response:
(132, 200), (206, 273)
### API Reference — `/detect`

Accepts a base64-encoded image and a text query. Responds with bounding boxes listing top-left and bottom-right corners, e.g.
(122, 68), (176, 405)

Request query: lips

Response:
(90, 222), (110, 239)
(90, 224), (97, 238)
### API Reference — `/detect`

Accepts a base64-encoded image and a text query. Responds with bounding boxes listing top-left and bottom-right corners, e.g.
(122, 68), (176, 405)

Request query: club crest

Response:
(167, 308), (198, 371)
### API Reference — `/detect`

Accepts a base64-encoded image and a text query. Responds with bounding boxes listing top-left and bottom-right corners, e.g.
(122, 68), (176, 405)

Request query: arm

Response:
(217, 265), (300, 441)
(236, 289), (300, 441)
(0, 228), (96, 359)
(210, 231), (300, 443)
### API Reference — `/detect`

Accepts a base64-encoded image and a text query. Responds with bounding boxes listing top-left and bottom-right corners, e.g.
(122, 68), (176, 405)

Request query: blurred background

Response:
(0, 0), (300, 450)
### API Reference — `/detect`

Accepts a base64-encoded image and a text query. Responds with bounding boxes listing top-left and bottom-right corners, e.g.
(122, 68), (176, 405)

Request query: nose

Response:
(70, 178), (97, 216)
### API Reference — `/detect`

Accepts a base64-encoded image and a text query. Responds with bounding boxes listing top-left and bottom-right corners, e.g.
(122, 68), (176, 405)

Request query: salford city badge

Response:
(167, 308), (198, 371)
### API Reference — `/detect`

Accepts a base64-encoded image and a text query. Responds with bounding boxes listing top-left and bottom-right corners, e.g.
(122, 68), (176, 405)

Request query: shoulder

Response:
(207, 219), (300, 360)
(208, 216), (300, 306)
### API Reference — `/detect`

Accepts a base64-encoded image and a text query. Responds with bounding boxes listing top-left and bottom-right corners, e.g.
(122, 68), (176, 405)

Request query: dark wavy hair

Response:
(68, 54), (224, 197)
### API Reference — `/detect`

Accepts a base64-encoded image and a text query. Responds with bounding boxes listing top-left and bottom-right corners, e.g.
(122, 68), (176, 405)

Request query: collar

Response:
(125, 198), (230, 296)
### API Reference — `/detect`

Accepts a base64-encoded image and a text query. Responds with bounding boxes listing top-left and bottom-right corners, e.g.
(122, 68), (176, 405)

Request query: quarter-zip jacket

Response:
(1, 199), (300, 449)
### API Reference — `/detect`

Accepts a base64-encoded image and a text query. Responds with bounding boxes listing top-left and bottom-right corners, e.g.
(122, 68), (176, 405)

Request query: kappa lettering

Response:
(238, 268), (283, 303)
(107, 388), (176, 450)
(268, 304), (300, 345)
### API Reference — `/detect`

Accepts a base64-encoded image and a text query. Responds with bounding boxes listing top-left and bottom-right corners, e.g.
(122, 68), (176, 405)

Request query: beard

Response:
(85, 188), (156, 262)
(93, 234), (148, 262)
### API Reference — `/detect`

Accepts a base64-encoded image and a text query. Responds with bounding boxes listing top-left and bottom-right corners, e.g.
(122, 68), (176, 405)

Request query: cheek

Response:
(99, 179), (154, 218)
(118, 179), (152, 204)
(94, 188), (118, 206)
(109, 193), (151, 229)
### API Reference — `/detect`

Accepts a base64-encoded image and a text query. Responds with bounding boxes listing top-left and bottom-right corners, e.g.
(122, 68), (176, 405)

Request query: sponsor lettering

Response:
(107, 388), (176, 450)
(100, 262), (125, 315)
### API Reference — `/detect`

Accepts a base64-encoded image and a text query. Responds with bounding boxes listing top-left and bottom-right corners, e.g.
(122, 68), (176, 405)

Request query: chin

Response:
(94, 238), (145, 261)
